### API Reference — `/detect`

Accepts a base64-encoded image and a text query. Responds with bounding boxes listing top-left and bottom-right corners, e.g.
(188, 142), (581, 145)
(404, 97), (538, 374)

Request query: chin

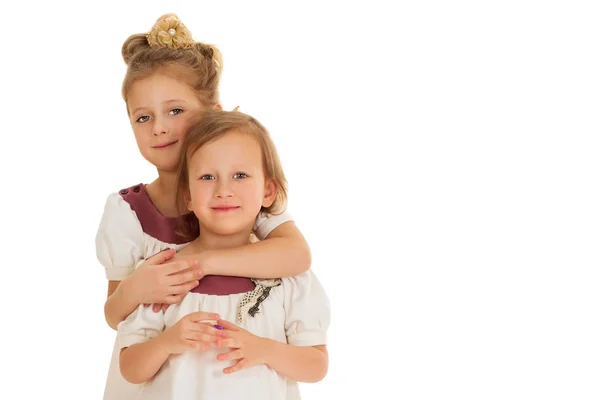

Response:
(208, 221), (253, 236)
(155, 161), (180, 173)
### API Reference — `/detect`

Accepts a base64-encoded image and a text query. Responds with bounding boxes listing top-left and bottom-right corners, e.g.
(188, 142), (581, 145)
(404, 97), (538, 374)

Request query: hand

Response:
(125, 248), (203, 309)
(143, 303), (171, 313)
(161, 311), (226, 355)
(214, 319), (271, 374)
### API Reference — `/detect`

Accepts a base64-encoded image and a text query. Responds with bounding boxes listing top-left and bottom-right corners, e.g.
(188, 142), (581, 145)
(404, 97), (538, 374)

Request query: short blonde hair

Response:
(176, 110), (288, 239)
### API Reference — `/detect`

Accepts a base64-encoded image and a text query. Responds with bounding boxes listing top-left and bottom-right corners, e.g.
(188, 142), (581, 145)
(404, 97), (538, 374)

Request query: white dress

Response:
(117, 270), (330, 400)
(96, 184), (298, 400)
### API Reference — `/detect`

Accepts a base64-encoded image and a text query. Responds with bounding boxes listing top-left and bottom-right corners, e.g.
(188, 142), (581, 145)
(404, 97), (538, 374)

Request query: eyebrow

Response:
(130, 99), (189, 116)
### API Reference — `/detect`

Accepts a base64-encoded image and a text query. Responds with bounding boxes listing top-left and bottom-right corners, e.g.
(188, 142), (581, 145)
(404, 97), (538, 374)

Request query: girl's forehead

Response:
(131, 72), (195, 95)
(193, 132), (262, 161)
(127, 72), (203, 111)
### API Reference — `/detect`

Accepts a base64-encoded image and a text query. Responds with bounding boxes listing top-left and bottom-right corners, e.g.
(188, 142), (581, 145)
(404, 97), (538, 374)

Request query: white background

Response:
(1, 0), (599, 399)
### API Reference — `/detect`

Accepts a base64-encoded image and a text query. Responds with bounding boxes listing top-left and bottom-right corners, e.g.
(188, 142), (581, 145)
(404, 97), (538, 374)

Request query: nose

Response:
(153, 116), (169, 136)
(214, 179), (234, 199)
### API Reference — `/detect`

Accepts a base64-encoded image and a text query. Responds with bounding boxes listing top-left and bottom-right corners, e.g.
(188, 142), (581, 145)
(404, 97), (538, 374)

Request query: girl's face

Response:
(127, 72), (204, 173)
(186, 130), (277, 237)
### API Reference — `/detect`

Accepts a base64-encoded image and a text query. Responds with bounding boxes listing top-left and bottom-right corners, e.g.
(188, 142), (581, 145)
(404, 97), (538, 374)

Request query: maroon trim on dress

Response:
(191, 275), (256, 295)
(119, 183), (198, 245)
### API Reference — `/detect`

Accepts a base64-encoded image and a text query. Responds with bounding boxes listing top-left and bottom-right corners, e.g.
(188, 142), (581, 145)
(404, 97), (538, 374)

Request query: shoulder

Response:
(253, 210), (294, 239)
(96, 184), (148, 279)
(116, 183), (146, 210)
(281, 270), (328, 299)
(99, 183), (146, 223)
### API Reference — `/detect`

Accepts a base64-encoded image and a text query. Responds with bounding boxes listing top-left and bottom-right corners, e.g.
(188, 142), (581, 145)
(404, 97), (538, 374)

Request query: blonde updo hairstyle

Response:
(121, 14), (223, 112)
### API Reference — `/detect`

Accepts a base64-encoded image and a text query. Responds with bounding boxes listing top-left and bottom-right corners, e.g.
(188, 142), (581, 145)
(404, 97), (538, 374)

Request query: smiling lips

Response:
(212, 206), (240, 212)
(152, 140), (178, 149)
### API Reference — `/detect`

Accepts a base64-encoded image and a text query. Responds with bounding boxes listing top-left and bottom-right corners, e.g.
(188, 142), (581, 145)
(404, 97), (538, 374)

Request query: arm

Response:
(119, 311), (222, 384)
(104, 250), (202, 330)
(263, 341), (328, 383)
(200, 222), (311, 278)
(97, 194), (202, 330)
(119, 334), (171, 384)
(105, 280), (138, 330)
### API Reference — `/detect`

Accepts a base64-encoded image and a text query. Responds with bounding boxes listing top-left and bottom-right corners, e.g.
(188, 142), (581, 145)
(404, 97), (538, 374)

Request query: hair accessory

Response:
(147, 13), (194, 49)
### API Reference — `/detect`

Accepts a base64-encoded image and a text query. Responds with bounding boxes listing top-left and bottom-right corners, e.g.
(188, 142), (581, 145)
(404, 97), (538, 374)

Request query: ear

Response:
(262, 178), (277, 208)
(215, 103), (223, 111)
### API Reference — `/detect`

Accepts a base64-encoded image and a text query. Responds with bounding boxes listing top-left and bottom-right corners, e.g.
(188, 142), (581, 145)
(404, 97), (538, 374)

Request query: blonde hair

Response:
(176, 110), (288, 239)
(121, 14), (222, 111)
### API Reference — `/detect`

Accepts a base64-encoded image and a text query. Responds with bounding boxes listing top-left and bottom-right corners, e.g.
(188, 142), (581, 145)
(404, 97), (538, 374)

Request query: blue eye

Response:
(136, 115), (150, 123)
(233, 173), (248, 179)
(200, 174), (216, 180)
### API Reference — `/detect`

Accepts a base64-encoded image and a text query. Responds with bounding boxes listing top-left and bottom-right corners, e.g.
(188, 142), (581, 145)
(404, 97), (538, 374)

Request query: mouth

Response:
(211, 206), (241, 212)
(152, 140), (178, 149)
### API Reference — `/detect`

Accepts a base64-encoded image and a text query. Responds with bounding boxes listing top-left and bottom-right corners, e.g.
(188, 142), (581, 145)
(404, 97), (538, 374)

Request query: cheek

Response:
(189, 184), (212, 205)
(133, 125), (150, 143)
(240, 182), (263, 202)
(173, 118), (192, 138)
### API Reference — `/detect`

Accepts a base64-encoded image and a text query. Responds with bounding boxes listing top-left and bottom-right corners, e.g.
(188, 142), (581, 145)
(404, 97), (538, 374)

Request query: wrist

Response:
(260, 337), (278, 366)
(155, 331), (175, 356)
(199, 250), (216, 275)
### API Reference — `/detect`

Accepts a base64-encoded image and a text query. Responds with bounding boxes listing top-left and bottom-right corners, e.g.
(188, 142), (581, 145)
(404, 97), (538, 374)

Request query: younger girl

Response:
(96, 14), (312, 399)
(118, 110), (330, 400)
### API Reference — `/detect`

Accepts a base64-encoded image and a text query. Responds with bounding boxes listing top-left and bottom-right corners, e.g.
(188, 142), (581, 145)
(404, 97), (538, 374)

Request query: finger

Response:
(224, 358), (248, 374)
(187, 340), (211, 351)
(153, 303), (169, 313)
(168, 267), (203, 286)
(187, 332), (219, 343)
(168, 278), (201, 295)
(189, 322), (228, 338)
(164, 294), (185, 305)
(146, 248), (176, 265)
(215, 338), (241, 348)
(216, 319), (241, 332)
(166, 259), (199, 275)
(187, 311), (221, 322)
(217, 349), (243, 362)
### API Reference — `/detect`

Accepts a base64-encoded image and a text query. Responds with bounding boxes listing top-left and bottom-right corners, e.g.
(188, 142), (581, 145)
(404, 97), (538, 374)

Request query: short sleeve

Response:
(253, 211), (294, 240)
(117, 305), (165, 349)
(95, 193), (145, 281)
(283, 271), (330, 347)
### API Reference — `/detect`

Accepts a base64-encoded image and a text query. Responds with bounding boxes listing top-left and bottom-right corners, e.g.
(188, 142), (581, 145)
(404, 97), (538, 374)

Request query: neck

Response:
(147, 170), (187, 217)
(154, 169), (179, 195)
(190, 226), (253, 252)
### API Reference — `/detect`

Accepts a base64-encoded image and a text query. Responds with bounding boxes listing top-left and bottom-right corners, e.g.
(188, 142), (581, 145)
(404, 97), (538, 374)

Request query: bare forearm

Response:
(202, 237), (310, 278)
(104, 280), (139, 330)
(119, 335), (170, 384)
(263, 340), (328, 383)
